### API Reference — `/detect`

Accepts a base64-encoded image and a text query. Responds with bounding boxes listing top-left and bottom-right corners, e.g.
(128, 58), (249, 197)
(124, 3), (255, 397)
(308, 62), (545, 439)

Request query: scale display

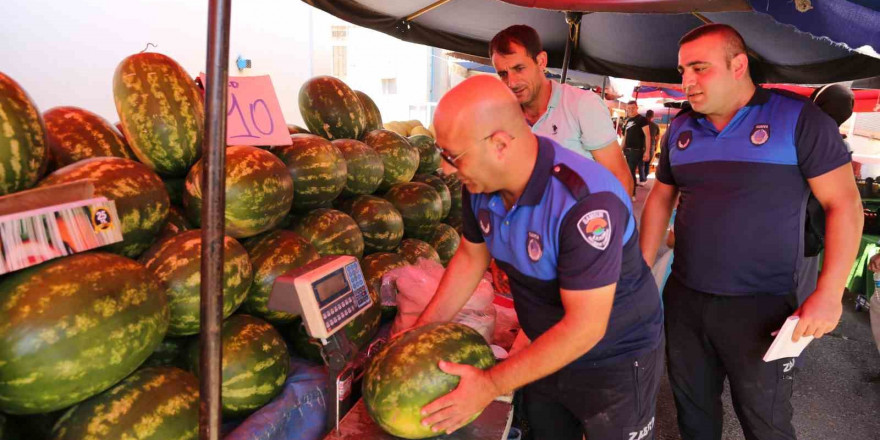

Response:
(268, 255), (371, 339)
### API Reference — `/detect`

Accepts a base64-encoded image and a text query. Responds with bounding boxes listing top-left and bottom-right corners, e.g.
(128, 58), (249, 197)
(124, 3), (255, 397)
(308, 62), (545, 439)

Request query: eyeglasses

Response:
(436, 132), (513, 167)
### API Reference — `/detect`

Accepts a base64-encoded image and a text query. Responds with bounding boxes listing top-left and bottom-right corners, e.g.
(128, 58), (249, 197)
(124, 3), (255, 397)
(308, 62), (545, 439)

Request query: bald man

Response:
(413, 75), (663, 440)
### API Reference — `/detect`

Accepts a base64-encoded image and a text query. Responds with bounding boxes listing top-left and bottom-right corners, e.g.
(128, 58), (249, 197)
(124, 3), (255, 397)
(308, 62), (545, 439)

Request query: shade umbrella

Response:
(302, 0), (880, 84)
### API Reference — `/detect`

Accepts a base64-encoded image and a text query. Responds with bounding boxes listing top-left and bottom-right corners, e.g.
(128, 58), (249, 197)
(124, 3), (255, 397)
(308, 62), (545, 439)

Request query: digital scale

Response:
(269, 255), (513, 439)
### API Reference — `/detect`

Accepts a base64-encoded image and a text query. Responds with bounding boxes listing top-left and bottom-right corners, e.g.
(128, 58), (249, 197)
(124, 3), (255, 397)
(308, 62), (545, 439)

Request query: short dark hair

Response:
(646, 110), (654, 118)
(679, 23), (747, 67)
(627, 100), (637, 106)
(489, 25), (542, 61)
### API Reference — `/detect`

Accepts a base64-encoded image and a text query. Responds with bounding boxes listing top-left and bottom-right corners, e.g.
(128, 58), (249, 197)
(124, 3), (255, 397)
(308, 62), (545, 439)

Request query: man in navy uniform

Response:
(413, 75), (664, 440)
(640, 24), (862, 440)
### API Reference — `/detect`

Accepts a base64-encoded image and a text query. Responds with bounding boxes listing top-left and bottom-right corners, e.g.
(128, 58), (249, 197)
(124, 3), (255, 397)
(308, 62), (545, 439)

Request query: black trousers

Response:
(522, 341), (664, 440)
(624, 149), (643, 195)
(640, 159), (650, 182)
(663, 275), (798, 440)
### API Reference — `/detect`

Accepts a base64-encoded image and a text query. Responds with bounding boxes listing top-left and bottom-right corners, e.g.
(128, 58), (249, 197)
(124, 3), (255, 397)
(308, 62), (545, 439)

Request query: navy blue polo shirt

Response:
(462, 136), (663, 367)
(657, 88), (851, 296)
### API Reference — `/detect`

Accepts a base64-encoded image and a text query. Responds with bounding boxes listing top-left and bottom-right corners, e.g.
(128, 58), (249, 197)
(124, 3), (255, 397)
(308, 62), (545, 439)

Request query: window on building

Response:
(331, 26), (348, 41)
(332, 46), (347, 78)
(382, 78), (397, 95)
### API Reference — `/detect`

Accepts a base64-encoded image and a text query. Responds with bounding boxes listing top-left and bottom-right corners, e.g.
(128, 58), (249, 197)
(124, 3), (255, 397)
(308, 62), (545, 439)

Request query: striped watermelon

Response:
(362, 252), (409, 320)
(142, 335), (193, 369)
(51, 366), (198, 440)
(340, 195), (403, 254)
(39, 157), (170, 258)
(138, 230), (253, 336)
(241, 230), (320, 324)
(363, 322), (495, 439)
(273, 134), (347, 212)
(292, 208), (364, 259)
(384, 182), (444, 239)
(287, 124), (311, 135)
(0, 253), (169, 414)
(163, 176), (186, 206)
(298, 76), (366, 140)
(184, 145), (293, 239)
(440, 171), (463, 229)
(331, 139), (384, 197)
(408, 135), (441, 175)
(43, 106), (136, 170)
(158, 205), (193, 241)
(411, 174), (451, 220)
(425, 223), (461, 266)
(355, 91), (383, 132)
(285, 317), (324, 363)
(0, 72), (48, 196)
(362, 129), (419, 191)
(397, 238), (441, 265)
(113, 52), (204, 177)
(186, 315), (289, 417)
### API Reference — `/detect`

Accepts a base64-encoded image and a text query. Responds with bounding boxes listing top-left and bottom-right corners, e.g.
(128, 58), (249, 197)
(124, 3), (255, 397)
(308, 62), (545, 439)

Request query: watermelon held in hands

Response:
(362, 129), (419, 191)
(113, 52), (204, 177)
(0, 253), (169, 414)
(355, 90), (383, 133)
(43, 106), (136, 170)
(39, 156), (170, 258)
(138, 229), (253, 336)
(339, 195), (404, 254)
(241, 230), (320, 324)
(272, 134), (347, 212)
(186, 314), (290, 417)
(0, 72), (49, 196)
(298, 76), (366, 140)
(331, 139), (384, 197)
(383, 182), (444, 239)
(50, 366), (199, 440)
(293, 208), (364, 259)
(363, 322), (496, 439)
(184, 145), (293, 239)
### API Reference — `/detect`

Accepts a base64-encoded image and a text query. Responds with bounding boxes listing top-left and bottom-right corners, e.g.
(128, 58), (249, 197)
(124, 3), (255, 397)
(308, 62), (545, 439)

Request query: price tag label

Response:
(199, 73), (293, 147)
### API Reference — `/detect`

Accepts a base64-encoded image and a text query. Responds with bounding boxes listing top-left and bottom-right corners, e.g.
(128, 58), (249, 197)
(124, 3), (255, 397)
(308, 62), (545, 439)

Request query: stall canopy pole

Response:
(601, 75), (608, 100)
(200, 0), (231, 439)
(560, 12), (583, 85)
(405, 0), (455, 22)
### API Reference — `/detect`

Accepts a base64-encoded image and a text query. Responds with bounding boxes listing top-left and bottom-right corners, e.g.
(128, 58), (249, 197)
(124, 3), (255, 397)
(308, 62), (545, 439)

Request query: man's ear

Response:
(536, 51), (548, 70)
(488, 131), (515, 158)
(731, 53), (749, 80)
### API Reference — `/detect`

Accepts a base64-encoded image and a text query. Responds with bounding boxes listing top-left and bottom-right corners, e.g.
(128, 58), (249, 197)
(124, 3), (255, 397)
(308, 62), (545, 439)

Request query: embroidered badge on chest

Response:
(750, 124), (770, 146)
(478, 209), (492, 235)
(577, 210), (612, 251)
(676, 130), (692, 150)
(526, 231), (543, 262)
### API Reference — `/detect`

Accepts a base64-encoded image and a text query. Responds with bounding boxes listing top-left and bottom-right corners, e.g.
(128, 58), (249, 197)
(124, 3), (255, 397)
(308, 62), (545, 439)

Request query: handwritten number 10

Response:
(228, 93), (275, 138)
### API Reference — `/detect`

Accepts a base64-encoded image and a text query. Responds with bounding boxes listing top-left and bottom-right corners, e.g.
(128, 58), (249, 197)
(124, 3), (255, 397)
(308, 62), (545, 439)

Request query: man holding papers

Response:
(639, 24), (862, 440)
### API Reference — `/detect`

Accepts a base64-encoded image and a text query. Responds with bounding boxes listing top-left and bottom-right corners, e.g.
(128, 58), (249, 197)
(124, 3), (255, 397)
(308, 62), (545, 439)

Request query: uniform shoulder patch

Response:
(577, 209), (612, 250)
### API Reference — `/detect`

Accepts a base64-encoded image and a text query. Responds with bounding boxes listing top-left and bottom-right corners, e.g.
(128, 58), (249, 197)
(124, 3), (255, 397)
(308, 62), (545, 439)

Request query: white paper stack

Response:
(763, 316), (814, 362)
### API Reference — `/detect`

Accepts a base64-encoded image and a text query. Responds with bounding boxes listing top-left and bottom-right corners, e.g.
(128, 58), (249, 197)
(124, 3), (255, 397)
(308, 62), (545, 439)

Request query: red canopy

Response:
(763, 84), (880, 112)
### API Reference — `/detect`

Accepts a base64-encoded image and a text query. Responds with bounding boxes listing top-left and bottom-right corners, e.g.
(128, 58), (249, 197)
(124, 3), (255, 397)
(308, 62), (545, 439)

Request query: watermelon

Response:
(408, 135), (440, 175)
(163, 176), (186, 206)
(273, 134), (347, 212)
(340, 195), (404, 253)
(0, 253), (168, 414)
(285, 317), (325, 363)
(397, 238), (441, 265)
(425, 223), (461, 266)
(51, 366), (198, 440)
(142, 336), (193, 369)
(411, 174), (451, 220)
(383, 182), (444, 239)
(439, 171), (463, 214)
(298, 76), (366, 140)
(39, 157), (170, 258)
(43, 106), (136, 170)
(355, 90), (383, 132)
(0, 72), (48, 196)
(113, 52), (204, 177)
(241, 230), (320, 324)
(184, 145), (293, 239)
(186, 315), (289, 417)
(139, 230), (253, 336)
(363, 322), (495, 439)
(362, 130), (419, 191)
(158, 205), (193, 241)
(331, 139), (384, 197)
(287, 124), (310, 135)
(362, 252), (409, 321)
(293, 208), (364, 259)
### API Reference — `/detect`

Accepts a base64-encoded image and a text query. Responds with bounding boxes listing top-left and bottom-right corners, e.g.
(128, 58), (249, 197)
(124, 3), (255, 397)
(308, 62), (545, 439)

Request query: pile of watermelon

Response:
(0, 57), (465, 437)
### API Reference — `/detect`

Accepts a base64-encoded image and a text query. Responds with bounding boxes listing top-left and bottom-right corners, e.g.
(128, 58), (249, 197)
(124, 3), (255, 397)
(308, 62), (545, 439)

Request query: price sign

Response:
(199, 73), (293, 147)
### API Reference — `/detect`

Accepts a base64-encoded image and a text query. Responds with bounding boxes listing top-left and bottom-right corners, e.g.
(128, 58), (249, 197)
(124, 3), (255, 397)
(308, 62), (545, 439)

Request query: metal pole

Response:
(200, 0), (231, 439)
(601, 75), (608, 100)
(560, 12), (582, 85)
(405, 0), (455, 22)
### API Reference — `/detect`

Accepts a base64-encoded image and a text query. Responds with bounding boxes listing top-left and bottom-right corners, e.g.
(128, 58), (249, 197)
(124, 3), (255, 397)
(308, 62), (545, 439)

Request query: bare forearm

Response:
(415, 248), (490, 326)
(815, 200), (863, 297)
(640, 189), (676, 267)
(487, 317), (605, 395)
